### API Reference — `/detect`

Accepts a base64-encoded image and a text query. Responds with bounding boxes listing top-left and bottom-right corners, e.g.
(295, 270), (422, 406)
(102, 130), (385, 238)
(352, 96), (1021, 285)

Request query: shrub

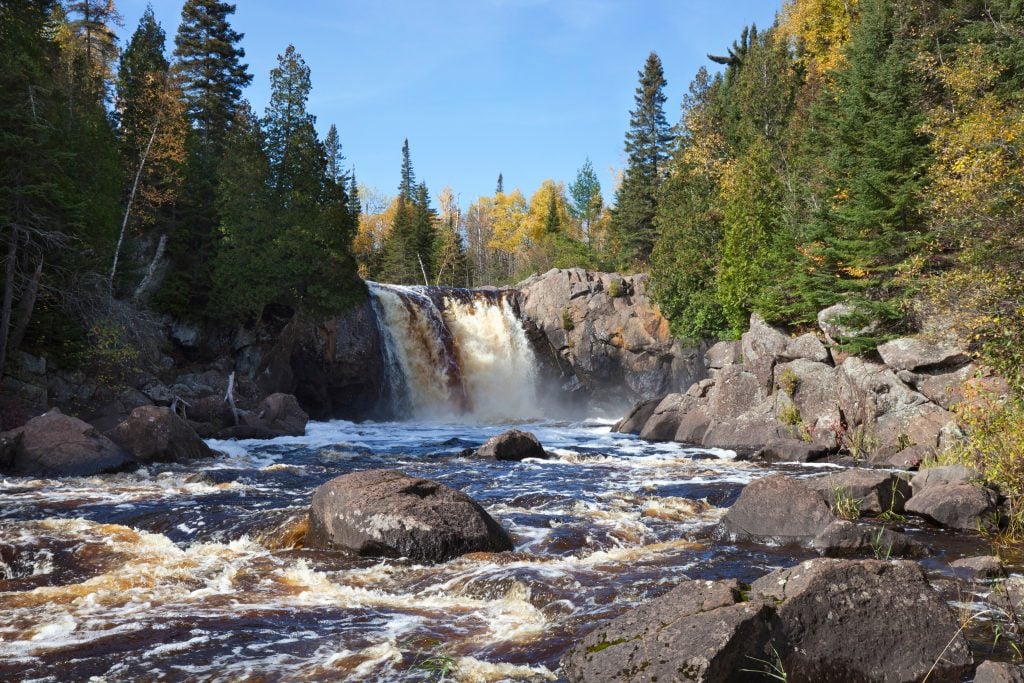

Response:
(561, 308), (575, 331)
(779, 402), (802, 427)
(608, 278), (624, 298)
(778, 367), (799, 397)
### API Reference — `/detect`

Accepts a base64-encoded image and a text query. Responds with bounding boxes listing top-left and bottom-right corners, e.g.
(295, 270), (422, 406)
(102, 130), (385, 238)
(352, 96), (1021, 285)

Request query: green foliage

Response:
(778, 367), (799, 397)
(561, 308), (575, 331)
(831, 485), (862, 520)
(779, 402), (802, 427)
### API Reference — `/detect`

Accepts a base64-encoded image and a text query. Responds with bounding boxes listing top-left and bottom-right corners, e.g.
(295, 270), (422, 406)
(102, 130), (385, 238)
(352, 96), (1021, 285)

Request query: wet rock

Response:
(750, 439), (829, 463)
(254, 393), (308, 437)
(639, 394), (694, 442)
(476, 429), (547, 461)
(0, 408), (131, 477)
(305, 469), (513, 562)
(612, 397), (661, 434)
(805, 469), (911, 515)
(877, 337), (969, 373)
(869, 443), (932, 470)
(705, 340), (741, 369)
(702, 412), (792, 452)
(109, 406), (215, 463)
(561, 578), (775, 683)
(911, 465), (982, 494)
(809, 520), (928, 558)
(674, 404), (713, 444)
(950, 555), (1005, 580)
(905, 483), (999, 531)
(975, 661), (1024, 683)
(718, 475), (835, 544)
(750, 558), (972, 682)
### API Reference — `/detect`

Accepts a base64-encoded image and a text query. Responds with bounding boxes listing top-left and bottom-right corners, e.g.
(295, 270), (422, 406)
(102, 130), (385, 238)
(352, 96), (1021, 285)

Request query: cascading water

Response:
(368, 282), (539, 422)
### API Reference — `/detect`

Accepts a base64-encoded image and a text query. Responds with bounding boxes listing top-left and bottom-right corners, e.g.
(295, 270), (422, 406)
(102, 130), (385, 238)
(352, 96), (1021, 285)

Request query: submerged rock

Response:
(305, 469), (513, 562)
(750, 558), (972, 682)
(0, 408), (131, 477)
(109, 405), (215, 463)
(561, 579), (774, 683)
(475, 429), (547, 461)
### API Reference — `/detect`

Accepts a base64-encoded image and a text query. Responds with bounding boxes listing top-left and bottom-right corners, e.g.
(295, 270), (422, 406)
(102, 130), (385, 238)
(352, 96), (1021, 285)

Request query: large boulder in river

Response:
(476, 429), (547, 461)
(0, 408), (131, 477)
(718, 474), (835, 544)
(305, 469), (513, 562)
(905, 482), (999, 531)
(109, 405), (215, 463)
(562, 578), (775, 683)
(750, 558), (972, 682)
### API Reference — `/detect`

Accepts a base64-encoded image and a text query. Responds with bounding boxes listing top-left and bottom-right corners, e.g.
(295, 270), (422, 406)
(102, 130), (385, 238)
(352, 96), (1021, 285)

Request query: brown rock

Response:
(0, 409), (131, 477)
(109, 405), (215, 463)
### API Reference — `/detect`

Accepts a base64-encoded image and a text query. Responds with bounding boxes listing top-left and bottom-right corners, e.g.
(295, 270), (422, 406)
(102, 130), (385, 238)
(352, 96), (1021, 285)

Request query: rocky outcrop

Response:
(562, 579), (774, 683)
(0, 409), (131, 477)
(305, 469), (514, 562)
(475, 429), (547, 461)
(109, 405), (215, 463)
(750, 559), (972, 682)
(616, 313), (978, 462)
(516, 269), (705, 412)
(566, 559), (970, 682)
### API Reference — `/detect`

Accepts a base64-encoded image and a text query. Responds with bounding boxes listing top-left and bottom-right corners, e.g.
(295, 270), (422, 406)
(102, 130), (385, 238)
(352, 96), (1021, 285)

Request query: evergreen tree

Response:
(347, 171), (361, 219)
(496, 173), (504, 194)
(263, 44), (321, 201)
(610, 52), (673, 265)
(324, 124), (344, 184)
(64, 0), (121, 98)
(569, 157), (602, 245)
(173, 0), (251, 150)
(398, 138), (415, 199)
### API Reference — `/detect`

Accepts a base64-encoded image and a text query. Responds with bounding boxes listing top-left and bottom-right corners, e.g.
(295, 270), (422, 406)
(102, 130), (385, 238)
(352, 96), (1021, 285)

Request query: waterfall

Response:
(368, 282), (539, 422)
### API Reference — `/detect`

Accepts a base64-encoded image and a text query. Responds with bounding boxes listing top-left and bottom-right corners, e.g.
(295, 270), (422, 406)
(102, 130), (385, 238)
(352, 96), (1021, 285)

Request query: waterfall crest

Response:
(368, 282), (539, 422)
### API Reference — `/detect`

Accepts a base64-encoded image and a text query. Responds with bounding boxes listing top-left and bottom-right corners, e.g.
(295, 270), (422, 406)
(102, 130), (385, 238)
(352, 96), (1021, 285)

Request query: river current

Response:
(0, 417), (826, 682)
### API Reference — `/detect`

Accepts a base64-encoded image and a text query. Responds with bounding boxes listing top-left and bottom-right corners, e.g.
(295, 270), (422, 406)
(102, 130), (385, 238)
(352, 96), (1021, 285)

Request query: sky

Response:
(120, 0), (783, 208)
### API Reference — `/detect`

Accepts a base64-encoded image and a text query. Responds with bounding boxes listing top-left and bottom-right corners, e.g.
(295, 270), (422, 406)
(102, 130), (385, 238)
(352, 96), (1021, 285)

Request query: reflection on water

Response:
(0, 419), (809, 682)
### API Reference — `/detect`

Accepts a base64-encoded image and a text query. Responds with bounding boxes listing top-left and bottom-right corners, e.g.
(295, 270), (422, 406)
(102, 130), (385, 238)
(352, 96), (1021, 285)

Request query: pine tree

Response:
(64, 0), (122, 98)
(264, 44), (321, 201)
(398, 138), (415, 199)
(610, 52), (673, 265)
(496, 173), (504, 194)
(173, 0), (251, 150)
(569, 158), (602, 245)
(347, 171), (361, 219)
(324, 124), (344, 184)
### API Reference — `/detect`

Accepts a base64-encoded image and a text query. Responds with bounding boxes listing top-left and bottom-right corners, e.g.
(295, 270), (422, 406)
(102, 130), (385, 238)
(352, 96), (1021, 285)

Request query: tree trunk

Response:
(0, 228), (19, 381)
(110, 121), (160, 292)
(132, 234), (167, 302)
(8, 256), (42, 354)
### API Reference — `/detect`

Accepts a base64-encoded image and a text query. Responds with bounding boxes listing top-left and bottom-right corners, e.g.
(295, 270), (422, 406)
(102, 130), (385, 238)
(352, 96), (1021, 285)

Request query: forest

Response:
(2, 0), (1024, 389)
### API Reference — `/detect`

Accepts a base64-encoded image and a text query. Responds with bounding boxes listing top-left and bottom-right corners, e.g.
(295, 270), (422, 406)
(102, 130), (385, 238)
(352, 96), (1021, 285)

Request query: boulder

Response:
(170, 320), (201, 348)
(305, 469), (513, 562)
(254, 392), (308, 437)
(805, 469), (911, 515)
(905, 483), (999, 531)
(911, 465), (982, 494)
(705, 341), (741, 369)
(869, 443), (932, 470)
(685, 378), (715, 398)
(751, 439), (829, 463)
(740, 314), (788, 392)
(613, 396), (661, 434)
(818, 303), (880, 342)
(718, 475), (835, 544)
(674, 404), (713, 445)
(773, 359), (841, 444)
(706, 366), (766, 420)
(908, 363), (977, 410)
(975, 661), (1024, 683)
(950, 555), (1006, 580)
(476, 429), (547, 461)
(701, 413), (792, 452)
(561, 579), (775, 683)
(109, 406), (215, 463)
(750, 558), (972, 682)
(782, 333), (830, 363)
(639, 394), (694, 442)
(0, 408), (131, 477)
(809, 520), (928, 559)
(877, 337), (969, 373)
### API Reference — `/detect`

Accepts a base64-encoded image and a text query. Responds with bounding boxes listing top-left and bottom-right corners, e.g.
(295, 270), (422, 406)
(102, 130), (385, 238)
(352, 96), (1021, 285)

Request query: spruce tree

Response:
(324, 124), (344, 184)
(610, 52), (673, 265)
(399, 138), (415, 199)
(496, 173), (504, 194)
(569, 158), (602, 245)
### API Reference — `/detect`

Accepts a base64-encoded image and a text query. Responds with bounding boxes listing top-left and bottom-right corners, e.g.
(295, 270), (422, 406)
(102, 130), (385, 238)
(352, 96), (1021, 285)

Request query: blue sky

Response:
(122, 1), (782, 208)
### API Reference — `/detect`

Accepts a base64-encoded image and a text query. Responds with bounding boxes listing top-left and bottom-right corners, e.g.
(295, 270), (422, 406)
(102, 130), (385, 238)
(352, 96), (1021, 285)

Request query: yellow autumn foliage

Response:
(779, 0), (860, 76)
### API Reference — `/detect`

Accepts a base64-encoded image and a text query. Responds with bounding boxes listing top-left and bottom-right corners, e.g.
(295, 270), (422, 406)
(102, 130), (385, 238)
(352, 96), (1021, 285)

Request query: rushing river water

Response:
(0, 417), (830, 682)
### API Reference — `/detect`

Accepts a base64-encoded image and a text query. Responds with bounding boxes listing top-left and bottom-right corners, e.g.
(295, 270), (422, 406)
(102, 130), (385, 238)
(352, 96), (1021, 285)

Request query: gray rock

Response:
(910, 363), (977, 410)
(975, 661), (1024, 683)
(751, 439), (829, 463)
(912, 465), (983, 494)
(674, 404), (713, 445)
(561, 579), (774, 683)
(750, 558), (972, 682)
(613, 396), (662, 434)
(818, 303), (880, 341)
(9, 350), (45, 376)
(741, 313), (788, 391)
(476, 429), (547, 461)
(950, 555), (1005, 580)
(905, 483), (999, 531)
(809, 520), (928, 558)
(109, 405), (215, 463)
(254, 392), (308, 437)
(877, 337), (970, 373)
(306, 469), (513, 562)
(719, 474), (835, 544)
(701, 413), (792, 452)
(805, 469), (911, 515)
(170, 320), (201, 348)
(686, 378), (716, 398)
(141, 381), (175, 405)
(869, 443), (933, 470)
(774, 359), (841, 444)
(0, 409), (131, 477)
(783, 333), (830, 363)
(705, 340), (742, 369)
(707, 365), (765, 420)
(639, 394), (695, 442)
